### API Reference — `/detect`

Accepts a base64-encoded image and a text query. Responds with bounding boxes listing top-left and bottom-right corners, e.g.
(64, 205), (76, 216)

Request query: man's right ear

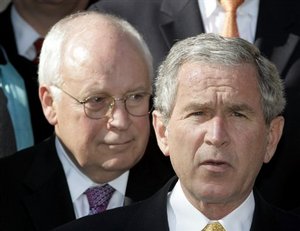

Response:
(152, 110), (170, 157)
(39, 85), (57, 125)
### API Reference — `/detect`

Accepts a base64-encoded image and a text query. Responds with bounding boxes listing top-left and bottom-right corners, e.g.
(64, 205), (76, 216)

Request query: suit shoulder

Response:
(54, 178), (176, 231)
(54, 202), (145, 231)
(0, 137), (55, 179)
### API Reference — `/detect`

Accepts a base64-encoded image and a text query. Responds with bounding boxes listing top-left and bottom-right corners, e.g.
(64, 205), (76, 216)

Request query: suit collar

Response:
(124, 176), (177, 231)
(21, 136), (75, 229)
(250, 189), (292, 230)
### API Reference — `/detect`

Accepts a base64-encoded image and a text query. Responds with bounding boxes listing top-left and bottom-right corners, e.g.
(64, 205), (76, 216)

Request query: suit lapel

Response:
(250, 189), (295, 230)
(21, 137), (75, 230)
(255, 34), (299, 75)
(125, 177), (177, 231)
(159, 0), (204, 48)
(255, 0), (300, 76)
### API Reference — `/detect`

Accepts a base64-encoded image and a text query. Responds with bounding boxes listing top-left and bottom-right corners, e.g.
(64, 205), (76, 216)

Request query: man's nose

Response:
(204, 116), (230, 147)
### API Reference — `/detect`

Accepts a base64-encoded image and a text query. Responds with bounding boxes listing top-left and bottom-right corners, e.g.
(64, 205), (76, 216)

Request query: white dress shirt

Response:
(198, 0), (259, 43)
(11, 5), (41, 60)
(167, 181), (254, 231)
(55, 137), (129, 219)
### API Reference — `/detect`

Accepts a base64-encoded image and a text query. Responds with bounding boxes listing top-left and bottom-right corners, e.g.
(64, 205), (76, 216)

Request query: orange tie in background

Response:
(220, 0), (244, 37)
(33, 38), (44, 64)
(202, 222), (226, 231)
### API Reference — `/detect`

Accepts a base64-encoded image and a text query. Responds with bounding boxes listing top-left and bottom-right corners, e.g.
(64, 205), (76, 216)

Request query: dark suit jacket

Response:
(90, 0), (300, 210)
(0, 4), (53, 144)
(53, 177), (300, 231)
(0, 136), (173, 231)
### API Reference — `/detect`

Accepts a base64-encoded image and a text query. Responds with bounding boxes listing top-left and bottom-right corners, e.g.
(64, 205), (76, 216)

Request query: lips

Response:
(107, 140), (132, 146)
(104, 139), (134, 151)
(201, 159), (229, 172)
(202, 160), (226, 165)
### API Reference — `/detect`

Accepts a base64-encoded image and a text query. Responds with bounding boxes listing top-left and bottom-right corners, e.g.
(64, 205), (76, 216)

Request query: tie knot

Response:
(202, 222), (226, 231)
(85, 184), (115, 215)
(220, 0), (244, 12)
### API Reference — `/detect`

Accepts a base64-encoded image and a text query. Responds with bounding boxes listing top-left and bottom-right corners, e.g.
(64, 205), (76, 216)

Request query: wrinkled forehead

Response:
(171, 63), (263, 117)
(175, 62), (261, 107)
(178, 62), (258, 88)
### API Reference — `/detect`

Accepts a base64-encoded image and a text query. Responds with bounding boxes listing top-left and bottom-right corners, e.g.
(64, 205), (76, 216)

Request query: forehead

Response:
(61, 22), (151, 92)
(176, 62), (260, 103)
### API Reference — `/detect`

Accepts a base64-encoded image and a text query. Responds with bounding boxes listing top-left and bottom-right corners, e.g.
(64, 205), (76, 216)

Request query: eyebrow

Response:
(227, 103), (256, 115)
(182, 101), (256, 114)
(85, 86), (151, 95)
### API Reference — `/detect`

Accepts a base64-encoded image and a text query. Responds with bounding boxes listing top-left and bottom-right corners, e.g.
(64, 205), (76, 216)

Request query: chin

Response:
(102, 158), (134, 171)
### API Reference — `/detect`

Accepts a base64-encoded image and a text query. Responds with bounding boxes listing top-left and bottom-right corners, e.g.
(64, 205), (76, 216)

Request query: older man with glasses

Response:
(0, 11), (172, 231)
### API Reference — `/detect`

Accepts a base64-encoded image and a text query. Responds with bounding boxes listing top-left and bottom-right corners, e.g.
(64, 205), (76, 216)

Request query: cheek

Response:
(135, 117), (150, 137)
(56, 102), (102, 151)
(168, 121), (204, 151)
(167, 123), (204, 173)
(233, 129), (268, 175)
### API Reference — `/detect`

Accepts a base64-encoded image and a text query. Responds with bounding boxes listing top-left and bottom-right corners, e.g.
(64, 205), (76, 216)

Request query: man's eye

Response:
(186, 111), (206, 118)
(128, 93), (146, 101)
(192, 111), (205, 116)
(85, 96), (109, 109)
(232, 111), (246, 118)
(87, 96), (106, 103)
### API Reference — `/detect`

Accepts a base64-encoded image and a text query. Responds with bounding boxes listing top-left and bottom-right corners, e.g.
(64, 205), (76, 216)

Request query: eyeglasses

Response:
(54, 86), (152, 119)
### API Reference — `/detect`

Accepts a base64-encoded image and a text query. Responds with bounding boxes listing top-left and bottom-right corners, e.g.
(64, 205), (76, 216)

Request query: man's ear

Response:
(39, 85), (57, 126)
(264, 116), (285, 163)
(152, 110), (170, 156)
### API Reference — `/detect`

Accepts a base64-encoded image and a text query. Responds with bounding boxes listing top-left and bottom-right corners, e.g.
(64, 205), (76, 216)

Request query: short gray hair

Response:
(154, 33), (286, 125)
(38, 11), (153, 91)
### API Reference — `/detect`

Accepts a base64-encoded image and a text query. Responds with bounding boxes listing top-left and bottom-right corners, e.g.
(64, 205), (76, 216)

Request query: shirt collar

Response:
(238, 0), (259, 18)
(169, 180), (254, 231)
(10, 5), (40, 57)
(199, 0), (218, 18)
(221, 190), (255, 231)
(200, 0), (258, 18)
(55, 137), (129, 203)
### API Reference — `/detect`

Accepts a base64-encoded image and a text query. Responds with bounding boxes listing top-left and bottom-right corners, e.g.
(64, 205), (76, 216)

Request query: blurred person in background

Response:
(0, 0), (97, 157)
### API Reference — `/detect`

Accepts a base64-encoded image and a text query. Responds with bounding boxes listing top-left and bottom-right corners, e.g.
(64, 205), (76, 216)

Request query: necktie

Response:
(0, 87), (16, 157)
(202, 222), (226, 231)
(220, 0), (244, 37)
(33, 38), (44, 64)
(85, 184), (115, 215)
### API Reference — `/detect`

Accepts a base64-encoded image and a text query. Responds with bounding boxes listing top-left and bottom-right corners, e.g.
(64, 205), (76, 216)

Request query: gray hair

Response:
(154, 33), (286, 125)
(38, 11), (153, 94)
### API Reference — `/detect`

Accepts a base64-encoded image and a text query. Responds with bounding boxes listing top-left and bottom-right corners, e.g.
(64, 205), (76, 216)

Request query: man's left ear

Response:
(264, 116), (285, 163)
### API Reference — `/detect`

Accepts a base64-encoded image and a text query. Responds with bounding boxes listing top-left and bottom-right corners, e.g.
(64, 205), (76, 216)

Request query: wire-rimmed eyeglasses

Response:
(54, 85), (153, 119)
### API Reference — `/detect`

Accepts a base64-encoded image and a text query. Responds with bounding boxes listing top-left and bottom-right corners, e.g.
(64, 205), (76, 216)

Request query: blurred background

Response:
(0, 0), (10, 12)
